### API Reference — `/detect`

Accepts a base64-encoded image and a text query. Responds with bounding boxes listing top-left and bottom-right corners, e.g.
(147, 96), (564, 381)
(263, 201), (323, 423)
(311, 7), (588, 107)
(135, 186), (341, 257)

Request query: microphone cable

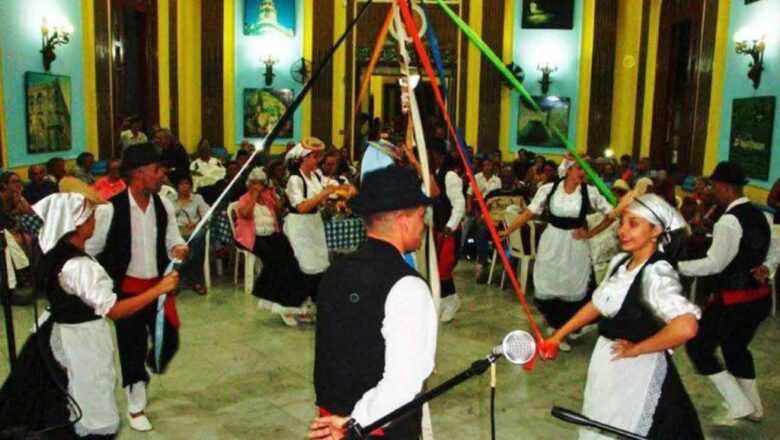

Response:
(489, 363), (496, 440)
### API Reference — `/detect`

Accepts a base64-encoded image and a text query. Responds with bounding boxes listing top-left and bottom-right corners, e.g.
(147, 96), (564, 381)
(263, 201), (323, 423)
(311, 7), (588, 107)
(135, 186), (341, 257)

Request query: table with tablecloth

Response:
(324, 217), (366, 252)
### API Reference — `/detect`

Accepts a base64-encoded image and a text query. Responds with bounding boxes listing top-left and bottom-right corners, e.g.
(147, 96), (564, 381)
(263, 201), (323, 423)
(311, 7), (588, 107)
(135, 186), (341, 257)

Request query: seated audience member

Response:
(652, 170), (677, 207)
(618, 154), (634, 182)
(474, 167), (526, 283)
(600, 162), (618, 187)
(157, 128), (190, 184)
(512, 149), (532, 183)
(23, 164), (57, 204)
(692, 176), (708, 205)
(235, 149), (251, 169)
(45, 157), (67, 184)
(168, 174), (210, 295)
(321, 150), (350, 186)
(119, 116), (148, 149)
(68, 152), (96, 185)
(190, 139), (225, 181)
(92, 159), (126, 200)
(0, 172), (34, 221)
(199, 160), (242, 205)
(235, 168), (311, 326)
(266, 159), (289, 212)
(524, 155), (547, 192)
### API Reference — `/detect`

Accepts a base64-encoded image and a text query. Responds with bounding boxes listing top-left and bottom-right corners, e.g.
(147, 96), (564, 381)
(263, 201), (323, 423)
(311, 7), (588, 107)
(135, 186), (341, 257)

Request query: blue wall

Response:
(0, 0), (86, 168)
(717, 0), (780, 189)
(507, 0), (584, 154)
(234, 0), (304, 145)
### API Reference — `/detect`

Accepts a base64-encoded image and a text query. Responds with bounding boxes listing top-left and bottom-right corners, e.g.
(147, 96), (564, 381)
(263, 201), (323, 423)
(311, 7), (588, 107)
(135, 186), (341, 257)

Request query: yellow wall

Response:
(703, 0), (730, 177)
(158, 0), (170, 129)
(574, 0), (595, 153)
(223, 0), (235, 151)
(609, 0), (642, 158)
(332, 1), (347, 147)
(177, 0), (201, 152)
(463, 0), (482, 147)
(82, 0), (98, 156)
(499, 0), (515, 162)
(639, 0), (661, 158)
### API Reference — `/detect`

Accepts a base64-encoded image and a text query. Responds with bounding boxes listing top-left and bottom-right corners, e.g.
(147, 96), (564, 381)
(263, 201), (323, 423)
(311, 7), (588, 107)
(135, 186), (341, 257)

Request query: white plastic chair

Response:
(226, 201), (260, 294)
(500, 211), (537, 292)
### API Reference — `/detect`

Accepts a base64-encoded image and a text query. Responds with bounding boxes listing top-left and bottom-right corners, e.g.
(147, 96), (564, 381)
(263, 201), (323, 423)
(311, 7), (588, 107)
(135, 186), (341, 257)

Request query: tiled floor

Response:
(2, 262), (778, 439)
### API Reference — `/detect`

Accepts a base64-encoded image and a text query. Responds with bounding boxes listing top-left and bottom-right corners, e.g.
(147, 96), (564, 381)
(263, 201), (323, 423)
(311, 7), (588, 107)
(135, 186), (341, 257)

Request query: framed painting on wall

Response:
(244, 0), (295, 37)
(521, 0), (575, 30)
(243, 88), (294, 138)
(517, 95), (570, 148)
(25, 72), (72, 153)
(728, 96), (775, 181)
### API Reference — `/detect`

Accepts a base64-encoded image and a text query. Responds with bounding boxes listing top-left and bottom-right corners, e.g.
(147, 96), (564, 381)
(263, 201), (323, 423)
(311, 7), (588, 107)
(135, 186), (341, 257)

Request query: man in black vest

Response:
(90, 143), (189, 432)
(680, 161), (779, 426)
(310, 166), (438, 440)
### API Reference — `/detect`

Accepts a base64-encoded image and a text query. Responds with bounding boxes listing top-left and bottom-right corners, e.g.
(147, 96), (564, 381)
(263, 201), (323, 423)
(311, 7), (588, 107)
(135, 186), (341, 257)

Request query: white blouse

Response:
(286, 170), (327, 209)
(58, 257), (118, 317)
(253, 204), (276, 236)
(593, 253), (701, 322)
(528, 182), (612, 218)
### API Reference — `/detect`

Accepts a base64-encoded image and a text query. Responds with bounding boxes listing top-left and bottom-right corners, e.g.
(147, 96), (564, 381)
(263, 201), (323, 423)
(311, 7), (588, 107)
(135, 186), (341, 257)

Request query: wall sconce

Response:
(734, 31), (765, 89)
(537, 62), (558, 95)
(262, 55), (278, 87)
(40, 16), (73, 73)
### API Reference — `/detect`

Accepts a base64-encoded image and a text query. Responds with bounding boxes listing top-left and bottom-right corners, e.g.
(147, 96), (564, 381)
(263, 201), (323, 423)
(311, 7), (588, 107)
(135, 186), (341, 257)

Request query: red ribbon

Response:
(122, 276), (181, 328)
(396, 1), (543, 352)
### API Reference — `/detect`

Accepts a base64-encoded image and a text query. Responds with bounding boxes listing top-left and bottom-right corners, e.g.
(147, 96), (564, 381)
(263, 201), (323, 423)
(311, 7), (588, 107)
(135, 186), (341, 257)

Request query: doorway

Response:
(110, 0), (158, 156)
(649, 0), (717, 177)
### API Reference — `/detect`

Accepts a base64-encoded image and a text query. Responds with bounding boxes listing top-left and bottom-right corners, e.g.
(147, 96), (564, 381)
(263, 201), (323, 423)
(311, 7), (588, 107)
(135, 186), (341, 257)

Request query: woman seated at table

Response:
(236, 168), (311, 326)
(169, 174), (210, 295)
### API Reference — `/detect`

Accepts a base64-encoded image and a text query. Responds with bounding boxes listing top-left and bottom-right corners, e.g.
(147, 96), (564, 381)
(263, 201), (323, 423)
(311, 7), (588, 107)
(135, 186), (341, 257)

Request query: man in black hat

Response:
(88, 142), (189, 432)
(680, 161), (779, 426)
(310, 166), (438, 440)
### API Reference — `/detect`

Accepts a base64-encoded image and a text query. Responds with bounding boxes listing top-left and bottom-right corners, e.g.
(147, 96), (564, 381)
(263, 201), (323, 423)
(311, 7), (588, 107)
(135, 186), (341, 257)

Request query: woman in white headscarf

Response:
(0, 180), (179, 439)
(540, 194), (704, 439)
(501, 153), (614, 350)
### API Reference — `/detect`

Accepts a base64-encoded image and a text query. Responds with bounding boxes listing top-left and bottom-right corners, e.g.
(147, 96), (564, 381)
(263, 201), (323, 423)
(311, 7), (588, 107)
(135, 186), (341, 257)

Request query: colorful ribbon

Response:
(354, 7), (395, 117)
(396, 0), (543, 349)
(432, 0), (616, 206)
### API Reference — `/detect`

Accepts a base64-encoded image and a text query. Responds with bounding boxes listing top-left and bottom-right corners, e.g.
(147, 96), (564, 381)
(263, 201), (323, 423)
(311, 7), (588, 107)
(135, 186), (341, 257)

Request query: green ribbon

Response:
(434, 0), (617, 206)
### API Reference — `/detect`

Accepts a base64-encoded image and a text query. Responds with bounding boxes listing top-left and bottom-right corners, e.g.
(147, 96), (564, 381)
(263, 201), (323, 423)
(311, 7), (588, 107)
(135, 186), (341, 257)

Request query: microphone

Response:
(492, 330), (536, 364)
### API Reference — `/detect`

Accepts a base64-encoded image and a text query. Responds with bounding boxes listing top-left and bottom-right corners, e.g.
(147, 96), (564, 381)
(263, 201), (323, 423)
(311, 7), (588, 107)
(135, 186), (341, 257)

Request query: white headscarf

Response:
(284, 143), (311, 163)
(625, 193), (686, 245)
(246, 167), (269, 186)
(33, 193), (95, 254)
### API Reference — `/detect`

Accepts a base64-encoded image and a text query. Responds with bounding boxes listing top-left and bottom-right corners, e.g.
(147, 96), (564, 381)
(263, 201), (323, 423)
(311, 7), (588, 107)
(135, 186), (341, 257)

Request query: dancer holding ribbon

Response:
(540, 194), (703, 439)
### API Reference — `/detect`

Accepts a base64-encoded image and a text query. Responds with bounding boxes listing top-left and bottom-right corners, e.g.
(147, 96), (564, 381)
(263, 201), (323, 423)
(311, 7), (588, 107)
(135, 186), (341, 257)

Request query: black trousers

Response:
(685, 295), (770, 378)
(115, 292), (179, 388)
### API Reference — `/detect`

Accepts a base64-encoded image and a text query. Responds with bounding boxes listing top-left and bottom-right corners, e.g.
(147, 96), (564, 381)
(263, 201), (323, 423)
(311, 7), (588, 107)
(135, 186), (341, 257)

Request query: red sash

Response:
(122, 276), (180, 328)
(317, 407), (384, 437)
(720, 284), (769, 306)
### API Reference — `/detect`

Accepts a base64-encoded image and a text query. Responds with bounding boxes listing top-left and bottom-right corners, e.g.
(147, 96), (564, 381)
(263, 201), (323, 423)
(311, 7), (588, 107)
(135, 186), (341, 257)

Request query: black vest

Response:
(315, 238), (424, 439)
(97, 190), (170, 289)
(718, 202), (770, 291)
(544, 180), (591, 230)
(598, 253), (666, 343)
(286, 170), (323, 214)
(44, 241), (102, 324)
(433, 167), (454, 230)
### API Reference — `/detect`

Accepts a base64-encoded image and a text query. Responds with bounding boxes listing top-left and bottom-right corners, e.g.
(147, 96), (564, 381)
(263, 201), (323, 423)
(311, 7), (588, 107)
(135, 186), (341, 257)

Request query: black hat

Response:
(122, 143), (161, 173)
(709, 161), (748, 186)
(349, 166), (433, 216)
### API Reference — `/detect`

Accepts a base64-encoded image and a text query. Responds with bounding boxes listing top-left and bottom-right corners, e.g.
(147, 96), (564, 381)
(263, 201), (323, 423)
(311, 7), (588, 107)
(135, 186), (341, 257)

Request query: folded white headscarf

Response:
(625, 193), (686, 245)
(33, 193), (95, 254)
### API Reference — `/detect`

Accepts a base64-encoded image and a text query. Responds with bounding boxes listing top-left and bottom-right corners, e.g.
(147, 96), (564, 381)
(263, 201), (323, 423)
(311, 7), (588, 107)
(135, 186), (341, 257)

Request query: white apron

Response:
(50, 318), (120, 437)
(284, 212), (329, 274)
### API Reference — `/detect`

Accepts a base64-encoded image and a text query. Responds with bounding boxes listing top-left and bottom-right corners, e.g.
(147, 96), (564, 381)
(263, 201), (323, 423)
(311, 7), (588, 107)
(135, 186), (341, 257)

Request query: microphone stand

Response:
(346, 354), (501, 439)
(551, 407), (648, 440)
(0, 231), (17, 368)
